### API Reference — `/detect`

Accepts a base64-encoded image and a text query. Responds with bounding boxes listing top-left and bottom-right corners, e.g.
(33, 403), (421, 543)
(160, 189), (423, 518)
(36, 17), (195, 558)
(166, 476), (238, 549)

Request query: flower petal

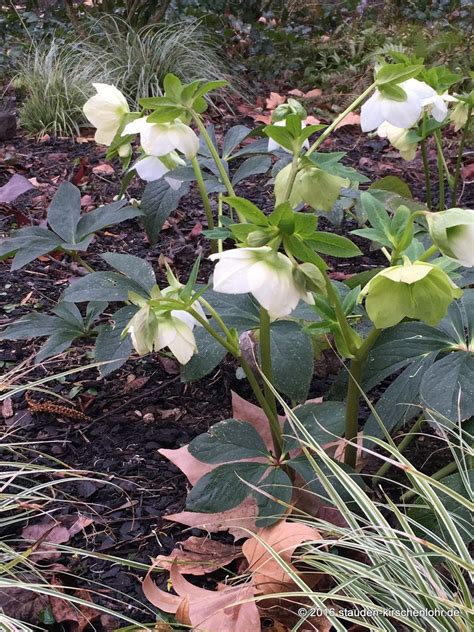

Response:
(134, 156), (170, 182)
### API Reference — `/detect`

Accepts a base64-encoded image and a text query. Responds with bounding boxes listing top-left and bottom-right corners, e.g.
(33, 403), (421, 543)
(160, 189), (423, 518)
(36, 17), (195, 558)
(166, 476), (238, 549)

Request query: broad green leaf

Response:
(35, 329), (83, 363)
(365, 322), (451, 389)
(231, 155), (272, 185)
(140, 178), (190, 243)
(95, 306), (136, 377)
(101, 252), (156, 293)
(186, 462), (266, 513)
(307, 232), (362, 258)
(359, 191), (391, 235)
(0, 313), (59, 339)
(255, 468), (293, 527)
(409, 470), (474, 546)
(146, 106), (185, 124)
(223, 196), (268, 226)
(378, 83), (407, 101)
(364, 353), (436, 440)
(284, 235), (328, 270)
(193, 80), (228, 100)
(47, 182), (81, 243)
(63, 272), (147, 302)
(370, 176), (412, 199)
(420, 352), (474, 422)
(163, 73), (183, 101)
(188, 419), (269, 464)
(51, 302), (84, 330)
(229, 137), (271, 159)
(76, 200), (142, 240)
(222, 125), (251, 158)
(264, 125), (294, 152)
(283, 401), (346, 450)
(202, 288), (260, 330)
(376, 63), (423, 85)
(10, 235), (62, 270)
(269, 320), (313, 403)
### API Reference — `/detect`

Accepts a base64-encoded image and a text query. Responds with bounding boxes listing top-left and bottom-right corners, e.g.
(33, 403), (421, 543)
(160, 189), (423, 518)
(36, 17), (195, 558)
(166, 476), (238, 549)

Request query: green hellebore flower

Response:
(358, 260), (462, 329)
(275, 163), (349, 211)
(426, 208), (474, 268)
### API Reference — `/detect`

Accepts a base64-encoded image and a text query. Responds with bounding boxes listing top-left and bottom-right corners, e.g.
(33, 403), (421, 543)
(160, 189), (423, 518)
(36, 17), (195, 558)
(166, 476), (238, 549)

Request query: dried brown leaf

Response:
(154, 536), (241, 575)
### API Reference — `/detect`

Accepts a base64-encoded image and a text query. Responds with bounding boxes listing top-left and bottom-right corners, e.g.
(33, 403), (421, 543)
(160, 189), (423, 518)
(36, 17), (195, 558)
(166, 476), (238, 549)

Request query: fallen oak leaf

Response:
(143, 562), (260, 632)
(242, 520), (323, 595)
(335, 112), (361, 129)
(0, 173), (35, 203)
(153, 536), (242, 575)
(303, 88), (322, 99)
(50, 578), (99, 632)
(22, 515), (93, 560)
(92, 163), (115, 176)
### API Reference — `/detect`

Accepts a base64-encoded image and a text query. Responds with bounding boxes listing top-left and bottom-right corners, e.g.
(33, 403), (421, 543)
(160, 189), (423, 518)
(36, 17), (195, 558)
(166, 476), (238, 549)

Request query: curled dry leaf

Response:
(266, 92), (287, 110)
(153, 536), (242, 575)
(165, 496), (258, 540)
(92, 162), (115, 176)
(242, 520), (323, 594)
(143, 562), (260, 632)
(0, 173), (35, 203)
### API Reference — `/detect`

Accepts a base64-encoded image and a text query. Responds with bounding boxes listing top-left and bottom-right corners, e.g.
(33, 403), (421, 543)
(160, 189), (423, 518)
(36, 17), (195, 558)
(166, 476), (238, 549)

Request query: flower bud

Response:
(293, 262), (326, 294)
(247, 229), (275, 247)
(358, 259), (462, 329)
(272, 98), (307, 122)
(426, 208), (474, 268)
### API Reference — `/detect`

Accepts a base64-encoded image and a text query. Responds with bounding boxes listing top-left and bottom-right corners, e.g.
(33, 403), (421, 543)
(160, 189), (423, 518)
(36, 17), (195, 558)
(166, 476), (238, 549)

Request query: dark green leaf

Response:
(188, 419), (269, 464)
(222, 125), (251, 158)
(201, 288), (260, 330)
(101, 252), (156, 293)
(0, 313), (59, 340)
(231, 155), (272, 185)
(35, 330), (82, 363)
(180, 326), (227, 382)
(63, 272), (147, 302)
(284, 401), (346, 450)
(140, 178), (190, 243)
(95, 306), (136, 377)
(370, 176), (412, 199)
(47, 182), (81, 243)
(223, 197), (268, 226)
(269, 320), (313, 403)
(255, 467), (293, 527)
(76, 201), (142, 239)
(420, 352), (474, 422)
(307, 232), (361, 258)
(186, 462), (266, 513)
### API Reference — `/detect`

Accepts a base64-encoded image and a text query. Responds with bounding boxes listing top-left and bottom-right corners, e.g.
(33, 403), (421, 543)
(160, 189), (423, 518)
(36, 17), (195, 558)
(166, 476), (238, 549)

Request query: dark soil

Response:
(0, 109), (471, 628)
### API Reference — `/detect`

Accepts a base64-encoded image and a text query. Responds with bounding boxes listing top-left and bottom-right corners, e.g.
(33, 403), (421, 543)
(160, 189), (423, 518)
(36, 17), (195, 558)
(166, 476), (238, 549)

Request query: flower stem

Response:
(259, 307), (278, 421)
(434, 129), (452, 210)
(189, 111), (242, 218)
(306, 82), (376, 157)
(420, 140), (432, 209)
(191, 156), (216, 253)
(418, 244), (439, 262)
(324, 276), (359, 357)
(344, 327), (380, 469)
(282, 151), (300, 202)
(452, 104), (472, 206)
(373, 414), (425, 481)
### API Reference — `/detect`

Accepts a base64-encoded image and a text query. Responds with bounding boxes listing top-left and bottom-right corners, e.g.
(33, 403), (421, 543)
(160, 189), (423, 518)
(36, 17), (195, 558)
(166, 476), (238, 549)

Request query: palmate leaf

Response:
(283, 401), (346, 450)
(1, 183), (141, 270)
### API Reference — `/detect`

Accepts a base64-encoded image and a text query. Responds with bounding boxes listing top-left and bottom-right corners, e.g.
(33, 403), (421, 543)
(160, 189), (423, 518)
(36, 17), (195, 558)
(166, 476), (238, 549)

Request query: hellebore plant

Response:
(82, 66), (471, 473)
(3, 63), (473, 527)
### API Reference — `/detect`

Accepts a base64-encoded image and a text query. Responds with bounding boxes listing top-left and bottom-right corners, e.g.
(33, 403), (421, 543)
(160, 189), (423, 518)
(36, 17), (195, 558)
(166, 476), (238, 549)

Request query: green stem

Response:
(306, 82), (377, 157)
(189, 110), (238, 199)
(420, 140), (432, 209)
(282, 151), (300, 202)
(192, 300), (283, 458)
(217, 193), (224, 252)
(434, 128), (453, 190)
(418, 244), (439, 262)
(324, 276), (359, 357)
(191, 157), (216, 253)
(259, 307), (278, 421)
(434, 129), (450, 210)
(401, 459), (459, 503)
(72, 252), (95, 273)
(452, 104), (472, 206)
(344, 327), (380, 469)
(374, 415), (425, 481)
(239, 357), (283, 459)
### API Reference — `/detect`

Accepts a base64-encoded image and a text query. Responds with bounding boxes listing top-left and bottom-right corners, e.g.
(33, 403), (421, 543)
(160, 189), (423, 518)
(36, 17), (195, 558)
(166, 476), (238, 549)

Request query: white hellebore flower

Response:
(426, 208), (474, 268)
(132, 155), (182, 189)
(122, 117), (199, 159)
(268, 119), (309, 153)
(83, 83), (130, 145)
(376, 121), (418, 161)
(361, 78), (448, 132)
(209, 246), (314, 319)
(127, 294), (204, 365)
